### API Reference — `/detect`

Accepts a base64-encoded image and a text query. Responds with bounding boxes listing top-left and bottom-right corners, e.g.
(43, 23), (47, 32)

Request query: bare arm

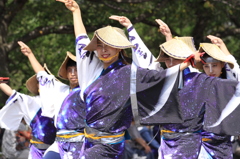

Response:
(207, 35), (231, 56)
(180, 61), (191, 71)
(0, 83), (13, 96)
(18, 41), (44, 73)
(155, 19), (172, 41)
(56, 0), (86, 37)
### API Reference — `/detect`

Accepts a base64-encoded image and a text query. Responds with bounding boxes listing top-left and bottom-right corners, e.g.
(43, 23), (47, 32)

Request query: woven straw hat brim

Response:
(26, 64), (55, 95)
(43, 63), (53, 75)
(155, 51), (169, 62)
(197, 43), (234, 69)
(84, 26), (135, 51)
(155, 37), (196, 62)
(26, 74), (38, 95)
(58, 51), (76, 80)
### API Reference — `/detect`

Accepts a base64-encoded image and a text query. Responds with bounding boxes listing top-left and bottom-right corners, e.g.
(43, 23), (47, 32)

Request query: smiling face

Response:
(96, 40), (121, 69)
(202, 62), (224, 77)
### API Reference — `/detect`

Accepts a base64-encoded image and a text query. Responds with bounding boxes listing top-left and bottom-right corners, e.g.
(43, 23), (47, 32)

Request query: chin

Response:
(70, 81), (78, 85)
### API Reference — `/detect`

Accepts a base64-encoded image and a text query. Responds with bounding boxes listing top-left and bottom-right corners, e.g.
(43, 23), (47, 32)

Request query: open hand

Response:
(207, 35), (223, 47)
(155, 19), (172, 39)
(18, 41), (33, 57)
(56, 0), (79, 12)
(109, 15), (132, 28)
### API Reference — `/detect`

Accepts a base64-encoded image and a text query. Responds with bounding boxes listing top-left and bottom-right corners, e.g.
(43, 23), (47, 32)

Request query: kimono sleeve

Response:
(127, 25), (161, 71)
(0, 91), (41, 130)
(226, 55), (240, 81)
(203, 76), (240, 135)
(75, 34), (103, 100)
(130, 64), (182, 125)
(37, 71), (69, 118)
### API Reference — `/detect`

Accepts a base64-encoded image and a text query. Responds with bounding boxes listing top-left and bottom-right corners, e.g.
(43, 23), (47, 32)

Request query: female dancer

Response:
(109, 15), (205, 159)
(0, 70), (56, 159)
(18, 42), (86, 159)
(58, 1), (240, 159)
(110, 16), (240, 159)
(194, 35), (240, 159)
(58, 0), (194, 158)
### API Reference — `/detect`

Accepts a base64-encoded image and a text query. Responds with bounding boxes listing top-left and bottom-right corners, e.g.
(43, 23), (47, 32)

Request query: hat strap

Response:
(99, 52), (120, 62)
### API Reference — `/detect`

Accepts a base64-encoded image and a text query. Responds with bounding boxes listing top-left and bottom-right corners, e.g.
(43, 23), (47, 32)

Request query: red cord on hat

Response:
(0, 77), (9, 83)
(199, 52), (206, 64)
(184, 54), (195, 67)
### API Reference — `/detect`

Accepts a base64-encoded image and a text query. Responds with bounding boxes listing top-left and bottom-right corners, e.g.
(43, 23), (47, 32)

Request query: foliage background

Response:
(1, 0), (240, 106)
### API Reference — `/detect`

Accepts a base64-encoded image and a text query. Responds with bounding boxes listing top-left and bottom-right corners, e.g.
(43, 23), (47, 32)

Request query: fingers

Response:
(17, 41), (24, 48)
(206, 35), (222, 45)
(109, 15), (127, 21)
(18, 41), (30, 54)
(18, 41), (28, 49)
(206, 35), (215, 40)
(194, 51), (202, 62)
(155, 19), (167, 26)
(56, 0), (67, 2)
(109, 15), (121, 20)
(56, 0), (74, 6)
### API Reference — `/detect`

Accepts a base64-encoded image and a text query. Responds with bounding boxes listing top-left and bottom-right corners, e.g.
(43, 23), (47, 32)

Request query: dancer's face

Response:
(203, 62), (224, 77)
(67, 66), (78, 86)
(96, 40), (121, 69)
(164, 57), (184, 68)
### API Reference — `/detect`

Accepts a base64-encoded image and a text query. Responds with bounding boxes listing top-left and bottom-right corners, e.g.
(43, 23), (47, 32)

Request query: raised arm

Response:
(207, 35), (231, 56)
(109, 15), (132, 28)
(18, 41), (44, 73)
(155, 19), (172, 41)
(56, 0), (86, 37)
(0, 83), (13, 96)
(109, 15), (161, 70)
(57, 0), (102, 100)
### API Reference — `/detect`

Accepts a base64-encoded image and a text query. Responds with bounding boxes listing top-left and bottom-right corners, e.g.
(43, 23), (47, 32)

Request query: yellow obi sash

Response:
(84, 127), (125, 144)
(56, 130), (85, 142)
(30, 137), (50, 149)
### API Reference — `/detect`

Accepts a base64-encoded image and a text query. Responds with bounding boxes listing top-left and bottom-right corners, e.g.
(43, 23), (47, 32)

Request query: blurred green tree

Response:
(0, 0), (240, 106)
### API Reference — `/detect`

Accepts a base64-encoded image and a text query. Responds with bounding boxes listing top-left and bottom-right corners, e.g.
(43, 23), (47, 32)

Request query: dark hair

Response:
(66, 59), (76, 69)
(201, 54), (227, 78)
(119, 50), (132, 65)
(219, 65), (227, 79)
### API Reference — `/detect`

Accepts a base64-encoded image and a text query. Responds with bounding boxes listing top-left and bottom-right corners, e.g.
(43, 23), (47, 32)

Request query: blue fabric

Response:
(42, 151), (61, 159)
(140, 127), (160, 150)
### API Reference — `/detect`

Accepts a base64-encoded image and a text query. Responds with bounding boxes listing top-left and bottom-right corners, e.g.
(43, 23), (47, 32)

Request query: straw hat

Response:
(26, 64), (52, 95)
(195, 43), (234, 69)
(58, 51), (76, 80)
(84, 26), (135, 51)
(156, 37), (196, 62)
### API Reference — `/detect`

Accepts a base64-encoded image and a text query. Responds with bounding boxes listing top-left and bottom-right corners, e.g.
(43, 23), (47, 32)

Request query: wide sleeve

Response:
(37, 71), (69, 118)
(0, 91), (41, 130)
(127, 25), (161, 71)
(203, 76), (240, 135)
(75, 34), (103, 100)
(226, 55), (240, 81)
(130, 64), (182, 125)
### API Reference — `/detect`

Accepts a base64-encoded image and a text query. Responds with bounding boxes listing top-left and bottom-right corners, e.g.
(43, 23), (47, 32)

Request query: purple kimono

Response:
(56, 86), (85, 159)
(76, 34), (184, 159)
(76, 31), (240, 159)
(0, 91), (56, 159)
(127, 25), (240, 159)
(30, 109), (56, 159)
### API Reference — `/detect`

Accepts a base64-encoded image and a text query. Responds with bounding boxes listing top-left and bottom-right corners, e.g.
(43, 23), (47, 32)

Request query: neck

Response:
(69, 83), (78, 91)
(103, 64), (110, 69)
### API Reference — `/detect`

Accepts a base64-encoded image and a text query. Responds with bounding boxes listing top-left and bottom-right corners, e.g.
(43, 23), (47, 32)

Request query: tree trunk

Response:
(0, 0), (10, 106)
